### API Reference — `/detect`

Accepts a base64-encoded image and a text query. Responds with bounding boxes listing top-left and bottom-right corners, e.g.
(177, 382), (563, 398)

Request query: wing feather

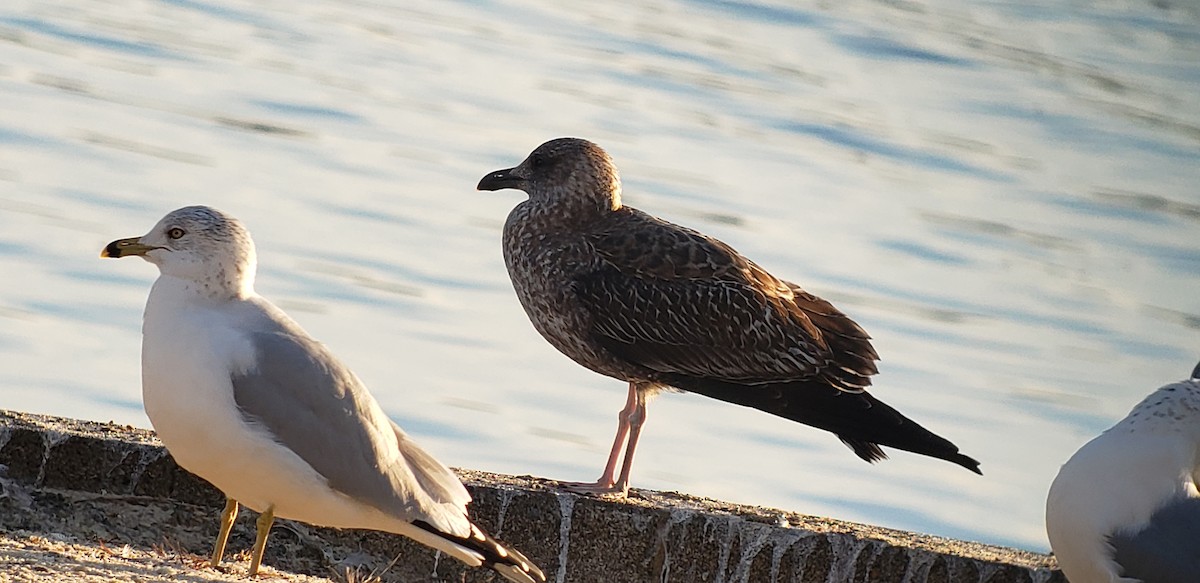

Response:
(578, 209), (876, 389)
(230, 326), (471, 535)
(1110, 497), (1200, 583)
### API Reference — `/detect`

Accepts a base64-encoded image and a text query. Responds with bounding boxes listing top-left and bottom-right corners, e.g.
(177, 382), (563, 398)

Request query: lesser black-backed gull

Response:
(477, 137), (981, 496)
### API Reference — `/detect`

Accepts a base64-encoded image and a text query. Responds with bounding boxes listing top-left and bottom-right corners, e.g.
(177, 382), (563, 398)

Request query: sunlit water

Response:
(1, 0), (1197, 552)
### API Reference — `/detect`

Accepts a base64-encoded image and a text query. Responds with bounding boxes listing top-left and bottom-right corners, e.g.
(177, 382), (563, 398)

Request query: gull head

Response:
(102, 205), (257, 299)
(477, 137), (623, 218)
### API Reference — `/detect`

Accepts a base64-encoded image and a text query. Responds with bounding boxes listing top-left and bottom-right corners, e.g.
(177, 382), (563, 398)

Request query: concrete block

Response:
(0, 410), (1062, 582)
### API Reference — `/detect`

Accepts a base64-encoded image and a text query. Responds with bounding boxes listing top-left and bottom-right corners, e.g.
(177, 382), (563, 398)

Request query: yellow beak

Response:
(101, 237), (160, 258)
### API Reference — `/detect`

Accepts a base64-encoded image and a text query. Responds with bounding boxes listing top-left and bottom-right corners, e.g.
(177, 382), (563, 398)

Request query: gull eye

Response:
(167, 227), (186, 240)
(529, 152), (546, 170)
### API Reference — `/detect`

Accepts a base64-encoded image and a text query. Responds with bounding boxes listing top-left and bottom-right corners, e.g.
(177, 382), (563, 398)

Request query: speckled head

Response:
(102, 205), (257, 298)
(1110, 376), (1200, 442)
(477, 137), (623, 217)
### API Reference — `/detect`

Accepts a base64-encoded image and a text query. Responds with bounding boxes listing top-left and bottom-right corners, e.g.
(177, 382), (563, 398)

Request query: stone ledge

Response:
(0, 410), (1062, 582)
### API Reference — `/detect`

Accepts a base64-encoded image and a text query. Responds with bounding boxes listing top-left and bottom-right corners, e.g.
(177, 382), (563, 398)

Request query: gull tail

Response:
(411, 520), (546, 583)
(664, 374), (982, 474)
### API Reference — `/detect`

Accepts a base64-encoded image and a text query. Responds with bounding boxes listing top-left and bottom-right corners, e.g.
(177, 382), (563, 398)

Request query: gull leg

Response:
(210, 497), (239, 567)
(562, 383), (640, 495)
(611, 388), (649, 497)
(247, 505), (275, 576)
(594, 383), (638, 485)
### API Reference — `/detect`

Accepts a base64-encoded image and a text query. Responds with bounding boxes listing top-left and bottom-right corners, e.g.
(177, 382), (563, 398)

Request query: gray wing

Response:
(577, 208), (877, 390)
(1109, 497), (1200, 583)
(230, 326), (471, 533)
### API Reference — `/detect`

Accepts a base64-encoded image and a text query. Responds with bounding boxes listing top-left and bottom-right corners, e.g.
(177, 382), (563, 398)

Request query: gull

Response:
(102, 205), (544, 582)
(1046, 361), (1200, 583)
(477, 137), (981, 496)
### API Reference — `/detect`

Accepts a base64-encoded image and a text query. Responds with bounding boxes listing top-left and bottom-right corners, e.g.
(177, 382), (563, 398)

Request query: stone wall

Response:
(0, 410), (1062, 582)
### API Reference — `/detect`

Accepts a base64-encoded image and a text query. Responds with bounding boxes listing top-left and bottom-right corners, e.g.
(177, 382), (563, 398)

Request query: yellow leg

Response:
(247, 505), (275, 576)
(210, 498), (239, 567)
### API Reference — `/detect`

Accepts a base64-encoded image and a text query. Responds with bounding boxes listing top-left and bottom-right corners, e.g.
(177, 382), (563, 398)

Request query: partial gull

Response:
(102, 206), (545, 582)
(477, 137), (981, 496)
(1046, 361), (1200, 583)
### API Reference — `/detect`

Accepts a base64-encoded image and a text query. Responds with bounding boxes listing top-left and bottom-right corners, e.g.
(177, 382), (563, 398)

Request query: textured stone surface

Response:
(0, 410), (1063, 582)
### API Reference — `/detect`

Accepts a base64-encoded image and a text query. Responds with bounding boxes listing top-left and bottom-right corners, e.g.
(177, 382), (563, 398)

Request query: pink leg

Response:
(610, 388), (648, 496)
(562, 383), (645, 495)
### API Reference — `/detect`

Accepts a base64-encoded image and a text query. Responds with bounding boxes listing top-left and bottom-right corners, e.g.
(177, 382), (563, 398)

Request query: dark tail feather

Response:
(664, 374), (982, 474)
(412, 520), (546, 583)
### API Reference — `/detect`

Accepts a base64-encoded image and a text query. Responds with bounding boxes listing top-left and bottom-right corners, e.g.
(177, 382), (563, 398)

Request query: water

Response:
(1, 0), (1197, 552)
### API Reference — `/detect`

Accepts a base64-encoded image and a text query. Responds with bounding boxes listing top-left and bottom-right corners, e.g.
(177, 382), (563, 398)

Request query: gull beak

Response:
(477, 167), (524, 191)
(101, 237), (160, 258)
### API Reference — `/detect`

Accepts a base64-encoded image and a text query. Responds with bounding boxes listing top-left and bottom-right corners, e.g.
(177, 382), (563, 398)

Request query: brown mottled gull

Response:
(102, 206), (545, 582)
(477, 137), (981, 496)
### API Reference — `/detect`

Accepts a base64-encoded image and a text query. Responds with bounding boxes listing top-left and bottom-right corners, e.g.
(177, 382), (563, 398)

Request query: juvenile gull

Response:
(1046, 361), (1200, 583)
(478, 137), (981, 496)
(102, 206), (545, 583)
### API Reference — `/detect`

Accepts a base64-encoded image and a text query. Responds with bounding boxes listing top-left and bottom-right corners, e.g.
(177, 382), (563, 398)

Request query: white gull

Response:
(103, 205), (544, 582)
(1046, 361), (1200, 583)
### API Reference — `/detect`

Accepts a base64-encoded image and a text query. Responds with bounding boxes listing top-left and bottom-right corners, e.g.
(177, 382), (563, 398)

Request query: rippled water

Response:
(1, 0), (1198, 551)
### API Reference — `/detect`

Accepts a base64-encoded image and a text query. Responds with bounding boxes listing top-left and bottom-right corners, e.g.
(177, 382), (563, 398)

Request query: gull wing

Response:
(230, 324), (471, 536)
(577, 208), (877, 390)
(1109, 497), (1200, 583)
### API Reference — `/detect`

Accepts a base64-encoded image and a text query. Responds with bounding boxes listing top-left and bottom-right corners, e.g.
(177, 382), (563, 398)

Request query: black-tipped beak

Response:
(477, 167), (524, 191)
(101, 237), (159, 258)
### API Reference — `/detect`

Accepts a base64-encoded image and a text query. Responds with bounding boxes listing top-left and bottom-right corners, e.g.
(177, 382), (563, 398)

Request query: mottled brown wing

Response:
(785, 284), (879, 389)
(576, 208), (875, 388)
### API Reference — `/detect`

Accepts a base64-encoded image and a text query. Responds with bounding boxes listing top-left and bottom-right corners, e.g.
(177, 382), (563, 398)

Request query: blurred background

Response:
(1, 0), (1197, 552)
